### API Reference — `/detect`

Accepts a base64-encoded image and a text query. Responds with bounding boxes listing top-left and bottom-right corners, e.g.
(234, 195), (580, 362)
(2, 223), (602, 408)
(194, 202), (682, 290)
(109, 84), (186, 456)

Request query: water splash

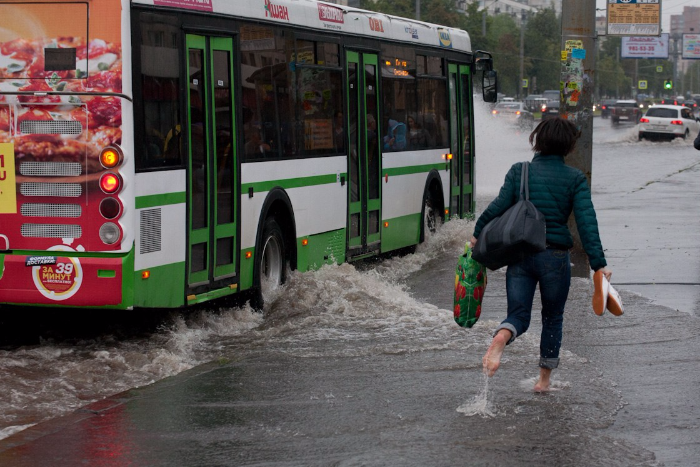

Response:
(456, 373), (501, 417)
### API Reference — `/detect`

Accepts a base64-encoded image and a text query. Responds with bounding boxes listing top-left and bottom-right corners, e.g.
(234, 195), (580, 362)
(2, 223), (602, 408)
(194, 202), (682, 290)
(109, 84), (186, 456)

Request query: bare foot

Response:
(534, 367), (552, 392)
(483, 330), (511, 377)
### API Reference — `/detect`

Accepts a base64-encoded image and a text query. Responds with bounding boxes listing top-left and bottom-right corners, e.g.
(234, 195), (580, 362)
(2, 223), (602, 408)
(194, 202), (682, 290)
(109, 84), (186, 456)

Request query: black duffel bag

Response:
(472, 161), (546, 270)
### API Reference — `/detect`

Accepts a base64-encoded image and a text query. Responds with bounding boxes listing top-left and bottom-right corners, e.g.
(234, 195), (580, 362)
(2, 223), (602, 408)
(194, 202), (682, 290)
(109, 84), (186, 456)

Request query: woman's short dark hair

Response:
(529, 117), (581, 156)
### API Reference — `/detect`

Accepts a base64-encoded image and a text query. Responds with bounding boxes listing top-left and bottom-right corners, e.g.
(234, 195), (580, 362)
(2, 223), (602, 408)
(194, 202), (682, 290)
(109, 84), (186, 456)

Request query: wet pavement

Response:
(0, 278), (673, 467)
(1, 225), (699, 466)
(1, 118), (699, 466)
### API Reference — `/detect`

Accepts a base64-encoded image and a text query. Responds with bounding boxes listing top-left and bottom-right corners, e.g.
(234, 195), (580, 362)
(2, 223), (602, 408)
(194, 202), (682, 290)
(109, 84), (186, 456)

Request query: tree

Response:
(597, 55), (630, 98)
(459, 1), (491, 53)
(359, 0), (414, 18)
(487, 14), (520, 96)
(524, 9), (560, 94)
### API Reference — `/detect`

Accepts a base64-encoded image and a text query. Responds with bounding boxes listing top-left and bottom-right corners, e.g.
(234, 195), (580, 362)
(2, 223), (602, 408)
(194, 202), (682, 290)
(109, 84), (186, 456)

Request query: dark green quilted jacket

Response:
(473, 153), (607, 271)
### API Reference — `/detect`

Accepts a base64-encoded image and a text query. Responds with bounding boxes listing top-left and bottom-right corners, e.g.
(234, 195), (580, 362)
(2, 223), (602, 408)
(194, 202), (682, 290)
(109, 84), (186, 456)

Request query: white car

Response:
(638, 105), (700, 141)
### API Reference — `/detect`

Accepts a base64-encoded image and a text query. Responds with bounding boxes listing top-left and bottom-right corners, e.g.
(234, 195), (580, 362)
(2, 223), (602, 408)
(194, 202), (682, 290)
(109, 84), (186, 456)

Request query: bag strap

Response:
(520, 161), (530, 201)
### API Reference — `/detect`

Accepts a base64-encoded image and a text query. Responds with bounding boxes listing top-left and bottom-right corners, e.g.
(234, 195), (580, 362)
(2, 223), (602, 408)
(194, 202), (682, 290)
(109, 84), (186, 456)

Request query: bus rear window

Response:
(0, 2), (88, 79)
(136, 12), (183, 169)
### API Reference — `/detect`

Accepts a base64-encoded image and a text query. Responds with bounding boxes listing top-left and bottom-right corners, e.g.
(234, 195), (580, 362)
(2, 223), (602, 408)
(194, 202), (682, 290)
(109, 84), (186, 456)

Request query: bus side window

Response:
(240, 26), (294, 160)
(295, 40), (343, 157)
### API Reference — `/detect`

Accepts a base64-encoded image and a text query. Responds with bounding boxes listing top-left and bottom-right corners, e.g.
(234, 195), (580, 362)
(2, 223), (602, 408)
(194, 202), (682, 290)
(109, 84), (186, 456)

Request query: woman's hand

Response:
(468, 236), (477, 249)
(598, 267), (612, 281)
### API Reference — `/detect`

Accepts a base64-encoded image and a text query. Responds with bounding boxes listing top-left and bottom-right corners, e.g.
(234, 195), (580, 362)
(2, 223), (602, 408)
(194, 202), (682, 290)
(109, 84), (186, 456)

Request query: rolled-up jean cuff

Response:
(539, 357), (560, 369)
(494, 323), (518, 345)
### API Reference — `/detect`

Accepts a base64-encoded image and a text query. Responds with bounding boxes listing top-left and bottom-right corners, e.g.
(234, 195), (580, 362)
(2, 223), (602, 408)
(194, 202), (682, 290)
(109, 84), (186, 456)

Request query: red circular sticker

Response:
(32, 246), (82, 301)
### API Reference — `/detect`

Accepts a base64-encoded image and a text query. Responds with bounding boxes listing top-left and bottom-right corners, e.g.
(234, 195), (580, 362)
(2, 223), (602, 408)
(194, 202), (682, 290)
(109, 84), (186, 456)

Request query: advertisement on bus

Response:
(0, 1), (125, 306)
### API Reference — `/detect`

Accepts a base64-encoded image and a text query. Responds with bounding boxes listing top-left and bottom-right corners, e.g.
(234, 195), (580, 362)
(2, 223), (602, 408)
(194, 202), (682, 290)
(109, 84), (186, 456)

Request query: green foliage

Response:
(524, 9), (560, 93)
(597, 54), (630, 98)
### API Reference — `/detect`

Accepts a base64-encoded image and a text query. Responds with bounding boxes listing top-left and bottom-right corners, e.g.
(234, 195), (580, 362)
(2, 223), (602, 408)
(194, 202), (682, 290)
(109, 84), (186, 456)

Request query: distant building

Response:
(670, 6), (700, 76)
(670, 6), (700, 36)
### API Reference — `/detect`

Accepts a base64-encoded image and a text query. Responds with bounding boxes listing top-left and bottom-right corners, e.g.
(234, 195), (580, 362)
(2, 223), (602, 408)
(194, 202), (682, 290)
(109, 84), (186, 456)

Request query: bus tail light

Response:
(99, 197), (121, 219)
(100, 145), (123, 169)
(100, 173), (122, 194)
(99, 222), (121, 245)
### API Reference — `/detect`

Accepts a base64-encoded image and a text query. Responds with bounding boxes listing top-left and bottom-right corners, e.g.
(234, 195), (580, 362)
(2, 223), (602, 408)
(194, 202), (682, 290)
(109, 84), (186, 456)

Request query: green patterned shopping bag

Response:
(454, 244), (487, 328)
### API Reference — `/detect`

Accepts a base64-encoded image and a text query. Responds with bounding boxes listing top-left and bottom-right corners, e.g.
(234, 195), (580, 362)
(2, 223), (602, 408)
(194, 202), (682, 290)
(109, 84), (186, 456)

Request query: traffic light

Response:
(664, 79), (673, 90)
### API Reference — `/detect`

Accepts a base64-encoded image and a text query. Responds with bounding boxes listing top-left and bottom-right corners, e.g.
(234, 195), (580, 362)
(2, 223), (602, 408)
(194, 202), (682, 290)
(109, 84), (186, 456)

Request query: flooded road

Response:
(1, 111), (699, 466)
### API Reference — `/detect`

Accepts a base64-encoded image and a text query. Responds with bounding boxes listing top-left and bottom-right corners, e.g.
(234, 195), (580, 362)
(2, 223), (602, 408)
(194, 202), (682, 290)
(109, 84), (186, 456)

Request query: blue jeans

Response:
(495, 249), (571, 370)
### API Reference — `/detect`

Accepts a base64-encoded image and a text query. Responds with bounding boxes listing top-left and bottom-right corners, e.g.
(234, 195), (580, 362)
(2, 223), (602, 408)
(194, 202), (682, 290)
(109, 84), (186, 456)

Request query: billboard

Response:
(621, 33), (669, 59)
(607, 0), (661, 36)
(682, 34), (700, 60)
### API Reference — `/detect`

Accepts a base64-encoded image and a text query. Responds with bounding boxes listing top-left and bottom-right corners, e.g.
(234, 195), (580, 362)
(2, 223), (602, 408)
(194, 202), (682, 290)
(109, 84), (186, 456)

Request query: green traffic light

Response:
(664, 80), (673, 90)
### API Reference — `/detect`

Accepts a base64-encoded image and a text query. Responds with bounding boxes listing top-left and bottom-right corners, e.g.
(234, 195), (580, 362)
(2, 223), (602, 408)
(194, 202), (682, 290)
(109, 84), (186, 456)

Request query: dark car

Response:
(611, 100), (641, 125)
(683, 99), (699, 112)
(541, 100), (559, 119)
(600, 99), (616, 119)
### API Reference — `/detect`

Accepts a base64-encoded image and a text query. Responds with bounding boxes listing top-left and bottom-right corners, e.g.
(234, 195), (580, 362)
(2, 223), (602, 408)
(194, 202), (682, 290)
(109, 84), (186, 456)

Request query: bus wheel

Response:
(423, 197), (442, 239)
(254, 217), (286, 309)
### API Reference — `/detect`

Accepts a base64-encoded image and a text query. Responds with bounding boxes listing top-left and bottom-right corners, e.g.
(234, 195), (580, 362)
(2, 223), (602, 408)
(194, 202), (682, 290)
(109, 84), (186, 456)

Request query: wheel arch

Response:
(419, 169), (445, 243)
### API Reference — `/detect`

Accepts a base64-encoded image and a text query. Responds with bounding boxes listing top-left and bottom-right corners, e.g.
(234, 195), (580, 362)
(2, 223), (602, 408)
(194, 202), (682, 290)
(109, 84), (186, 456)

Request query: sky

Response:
(594, 0), (696, 33)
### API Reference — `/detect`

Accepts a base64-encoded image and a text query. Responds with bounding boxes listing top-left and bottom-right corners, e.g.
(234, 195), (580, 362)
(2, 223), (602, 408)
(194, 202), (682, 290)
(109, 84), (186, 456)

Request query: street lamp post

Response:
(519, 11), (527, 100)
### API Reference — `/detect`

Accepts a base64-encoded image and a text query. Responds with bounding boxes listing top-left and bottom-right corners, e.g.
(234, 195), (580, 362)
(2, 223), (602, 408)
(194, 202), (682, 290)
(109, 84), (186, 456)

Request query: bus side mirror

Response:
(483, 70), (498, 103)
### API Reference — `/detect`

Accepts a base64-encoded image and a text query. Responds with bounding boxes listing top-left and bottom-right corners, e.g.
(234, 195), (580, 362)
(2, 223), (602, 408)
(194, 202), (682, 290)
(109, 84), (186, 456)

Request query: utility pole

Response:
(519, 12), (526, 100)
(416, 0), (420, 21)
(561, 0), (596, 276)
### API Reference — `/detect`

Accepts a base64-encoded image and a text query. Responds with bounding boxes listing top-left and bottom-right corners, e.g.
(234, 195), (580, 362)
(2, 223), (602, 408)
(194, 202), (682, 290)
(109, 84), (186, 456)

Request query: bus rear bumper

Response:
(0, 252), (124, 307)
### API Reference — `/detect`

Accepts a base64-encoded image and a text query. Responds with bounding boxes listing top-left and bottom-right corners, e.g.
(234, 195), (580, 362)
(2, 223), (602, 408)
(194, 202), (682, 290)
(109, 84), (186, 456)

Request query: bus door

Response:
(346, 51), (381, 258)
(448, 63), (474, 217)
(185, 35), (237, 292)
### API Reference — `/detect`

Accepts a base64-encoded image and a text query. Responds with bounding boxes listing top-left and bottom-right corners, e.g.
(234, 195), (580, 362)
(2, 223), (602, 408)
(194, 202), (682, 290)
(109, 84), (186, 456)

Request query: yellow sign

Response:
(638, 80), (647, 90)
(565, 40), (583, 53)
(0, 143), (17, 214)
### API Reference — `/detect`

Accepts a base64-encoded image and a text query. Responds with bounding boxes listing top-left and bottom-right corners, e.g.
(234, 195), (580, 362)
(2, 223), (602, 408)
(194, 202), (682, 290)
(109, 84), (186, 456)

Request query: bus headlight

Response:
(99, 222), (121, 245)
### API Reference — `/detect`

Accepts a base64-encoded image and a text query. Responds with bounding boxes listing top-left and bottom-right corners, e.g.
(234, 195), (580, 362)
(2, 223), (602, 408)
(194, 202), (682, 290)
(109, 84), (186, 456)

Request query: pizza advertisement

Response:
(0, 0), (124, 252)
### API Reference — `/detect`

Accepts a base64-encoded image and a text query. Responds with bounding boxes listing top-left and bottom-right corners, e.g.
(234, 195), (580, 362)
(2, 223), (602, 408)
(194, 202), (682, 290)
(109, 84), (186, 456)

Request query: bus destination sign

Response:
(607, 0), (660, 37)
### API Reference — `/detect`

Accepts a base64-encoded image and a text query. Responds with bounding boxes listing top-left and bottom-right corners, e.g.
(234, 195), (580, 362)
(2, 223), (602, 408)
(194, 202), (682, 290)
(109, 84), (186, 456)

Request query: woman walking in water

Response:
(470, 117), (612, 391)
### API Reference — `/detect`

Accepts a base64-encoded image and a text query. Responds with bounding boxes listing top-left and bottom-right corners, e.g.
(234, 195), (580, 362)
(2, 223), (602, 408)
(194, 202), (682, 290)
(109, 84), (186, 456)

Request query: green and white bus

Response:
(0, 0), (496, 310)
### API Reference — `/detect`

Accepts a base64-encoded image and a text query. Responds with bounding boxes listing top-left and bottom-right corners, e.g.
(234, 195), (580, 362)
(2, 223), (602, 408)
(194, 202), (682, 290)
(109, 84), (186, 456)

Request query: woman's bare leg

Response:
(534, 367), (552, 392)
(483, 329), (512, 377)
